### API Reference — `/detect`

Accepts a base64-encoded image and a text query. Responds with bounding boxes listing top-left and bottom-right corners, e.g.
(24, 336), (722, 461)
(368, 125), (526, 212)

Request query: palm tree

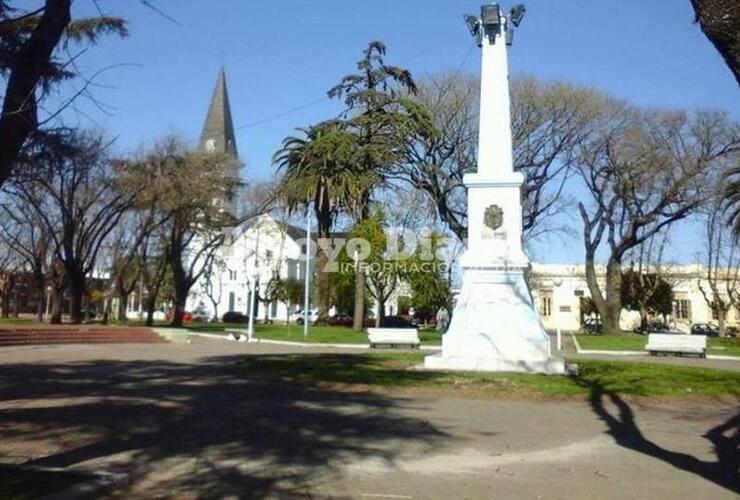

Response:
(328, 41), (429, 331)
(724, 166), (740, 236)
(274, 121), (373, 321)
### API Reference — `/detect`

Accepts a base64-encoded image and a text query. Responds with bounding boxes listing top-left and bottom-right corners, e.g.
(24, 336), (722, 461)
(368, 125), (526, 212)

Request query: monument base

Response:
(424, 265), (566, 375)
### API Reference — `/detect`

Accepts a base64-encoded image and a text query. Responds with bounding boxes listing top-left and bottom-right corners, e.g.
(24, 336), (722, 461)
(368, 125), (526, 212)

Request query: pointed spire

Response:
(199, 67), (238, 158)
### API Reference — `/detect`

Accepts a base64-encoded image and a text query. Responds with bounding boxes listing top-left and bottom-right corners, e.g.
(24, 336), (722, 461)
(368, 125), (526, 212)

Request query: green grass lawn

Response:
(576, 333), (740, 356)
(241, 352), (740, 398)
(186, 323), (443, 346)
(0, 317), (37, 325)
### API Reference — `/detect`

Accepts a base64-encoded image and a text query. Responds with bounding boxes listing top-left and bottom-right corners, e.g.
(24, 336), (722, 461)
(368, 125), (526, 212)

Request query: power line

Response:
(233, 44), (436, 132)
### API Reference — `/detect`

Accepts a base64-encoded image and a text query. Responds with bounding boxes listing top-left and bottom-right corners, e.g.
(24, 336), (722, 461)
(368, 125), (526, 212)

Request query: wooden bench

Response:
(645, 333), (707, 358)
(368, 328), (420, 349)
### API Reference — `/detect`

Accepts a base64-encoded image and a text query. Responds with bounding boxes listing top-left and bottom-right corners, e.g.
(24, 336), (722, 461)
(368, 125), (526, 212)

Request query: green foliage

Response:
(405, 232), (450, 321)
(327, 41), (433, 192)
(266, 278), (304, 309)
(621, 270), (674, 317)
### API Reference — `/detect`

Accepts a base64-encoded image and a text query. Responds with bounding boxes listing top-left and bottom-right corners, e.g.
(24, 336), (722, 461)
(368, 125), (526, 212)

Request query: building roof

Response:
(199, 68), (238, 158)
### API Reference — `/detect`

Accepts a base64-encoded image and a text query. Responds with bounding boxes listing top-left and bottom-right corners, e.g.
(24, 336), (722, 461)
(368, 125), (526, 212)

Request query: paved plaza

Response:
(0, 338), (737, 499)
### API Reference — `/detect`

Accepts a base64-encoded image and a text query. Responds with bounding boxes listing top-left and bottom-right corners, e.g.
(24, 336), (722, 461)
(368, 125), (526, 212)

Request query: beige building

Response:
(530, 263), (739, 333)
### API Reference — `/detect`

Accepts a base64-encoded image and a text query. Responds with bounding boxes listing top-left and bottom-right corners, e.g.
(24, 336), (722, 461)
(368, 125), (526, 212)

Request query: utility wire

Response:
(233, 44), (436, 131)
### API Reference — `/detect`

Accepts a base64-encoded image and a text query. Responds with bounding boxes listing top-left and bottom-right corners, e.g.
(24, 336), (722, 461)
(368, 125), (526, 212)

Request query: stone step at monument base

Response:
(0, 326), (167, 347)
(422, 353), (567, 375)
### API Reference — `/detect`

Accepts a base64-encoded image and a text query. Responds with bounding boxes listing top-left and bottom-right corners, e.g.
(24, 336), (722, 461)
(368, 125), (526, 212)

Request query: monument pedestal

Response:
(424, 265), (566, 374)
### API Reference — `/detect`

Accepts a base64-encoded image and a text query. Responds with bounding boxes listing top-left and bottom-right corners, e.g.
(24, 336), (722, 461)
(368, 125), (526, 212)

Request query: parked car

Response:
(166, 310), (201, 323)
(727, 326), (739, 338)
(293, 309), (319, 325)
(327, 314), (353, 327)
(222, 311), (249, 324)
(379, 315), (418, 328)
(581, 318), (602, 334)
(634, 321), (669, 335)
(691, 323), (720, 337)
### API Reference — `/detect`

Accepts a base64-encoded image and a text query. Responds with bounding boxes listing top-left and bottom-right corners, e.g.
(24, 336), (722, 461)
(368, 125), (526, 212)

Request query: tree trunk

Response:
(171, 282), (188, 328)
(603, 258), (623, 333)
(0, 0), (73, 189)
(375, 298), (386, 328)
(639, 305), (648, 330)
(352, 264), (365, 331)
(690, 0), (740, 86)
(117, 292), (129, 323)
(145, 293), (157, 327)
(67, 271), (86, 324)
(718, 306), (727, 337)
(314, 245), (330, 322)
(583, 251), (606, 328)
(50, 288), (63, 324)
(12, 289), (20, 318)
(34, 277), (45, 323)
(1, 292), (9, 319)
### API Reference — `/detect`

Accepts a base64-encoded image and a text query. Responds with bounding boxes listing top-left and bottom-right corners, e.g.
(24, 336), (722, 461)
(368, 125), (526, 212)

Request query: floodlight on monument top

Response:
(464, 3), (526, 46)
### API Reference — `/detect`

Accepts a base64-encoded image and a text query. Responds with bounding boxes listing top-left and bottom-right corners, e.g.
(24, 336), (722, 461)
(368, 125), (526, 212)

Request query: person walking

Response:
(436, 307), (450, 334)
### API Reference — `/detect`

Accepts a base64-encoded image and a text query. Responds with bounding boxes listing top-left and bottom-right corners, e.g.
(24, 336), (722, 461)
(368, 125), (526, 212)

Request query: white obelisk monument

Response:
(425, 4), (566, 374)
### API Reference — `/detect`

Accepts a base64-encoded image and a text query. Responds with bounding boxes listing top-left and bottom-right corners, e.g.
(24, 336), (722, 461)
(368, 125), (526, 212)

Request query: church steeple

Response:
(199, 68), (238, 158)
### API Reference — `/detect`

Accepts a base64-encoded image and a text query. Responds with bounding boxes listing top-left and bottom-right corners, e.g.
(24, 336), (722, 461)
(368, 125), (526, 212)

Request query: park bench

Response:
(368, 328), (421, 349)
(645, 333), (707, 358)
(225, 329), (250, 342)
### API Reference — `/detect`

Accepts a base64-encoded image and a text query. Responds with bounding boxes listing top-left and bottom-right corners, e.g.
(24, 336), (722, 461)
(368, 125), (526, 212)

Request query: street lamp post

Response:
(553, 277), (564, 351)
(247, 227), (261, 340)
(303, 208), (312, 338)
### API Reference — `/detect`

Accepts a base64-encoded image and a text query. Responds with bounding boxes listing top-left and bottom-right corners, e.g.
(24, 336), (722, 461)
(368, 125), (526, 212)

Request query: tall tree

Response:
(127, 135), (238, 327)
(0, 1), (128, 188)
(274, 122), (368, 322)
(392, 73), (602, 243)
(699, 191), (740, 337)
(0, 191), (51, 321)
(7, 130), (132, 323)
(328, 41), (427, 331)
(576, 105), (738, 332)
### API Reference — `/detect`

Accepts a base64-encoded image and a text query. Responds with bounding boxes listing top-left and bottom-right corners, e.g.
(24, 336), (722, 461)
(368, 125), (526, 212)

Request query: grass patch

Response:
(0, 465), (89, 500)
(0, 317), (36, 325)
(577, 333), (740, 356)
(577, 333), (646, 351)
(185, 323), (443, 346)
(241, 353), (740, 398)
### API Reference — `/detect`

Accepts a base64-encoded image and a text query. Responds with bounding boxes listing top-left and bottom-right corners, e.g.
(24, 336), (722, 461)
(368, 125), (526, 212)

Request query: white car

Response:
(293, 308), (319, 325)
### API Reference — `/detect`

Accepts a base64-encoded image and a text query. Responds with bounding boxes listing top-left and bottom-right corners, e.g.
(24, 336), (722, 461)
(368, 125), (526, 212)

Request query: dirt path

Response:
(0, 339), (736, 499)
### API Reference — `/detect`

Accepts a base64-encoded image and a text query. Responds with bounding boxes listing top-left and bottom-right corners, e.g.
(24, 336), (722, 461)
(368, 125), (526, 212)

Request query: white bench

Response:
(225, 329), (250, 342)
(368, 328), (420, 349)
(645, 333), (707, 358)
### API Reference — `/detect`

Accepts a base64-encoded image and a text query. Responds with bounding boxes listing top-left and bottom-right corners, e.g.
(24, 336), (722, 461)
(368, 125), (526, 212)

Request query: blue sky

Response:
(66, 0), (738, 263)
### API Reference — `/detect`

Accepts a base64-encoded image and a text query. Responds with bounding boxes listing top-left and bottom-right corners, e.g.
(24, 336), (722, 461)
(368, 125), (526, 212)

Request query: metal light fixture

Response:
(509, 4), (526, 27)
(464, 14), (481, 37)
(465, 4), (525, 46)
(481, 4), (501, 29)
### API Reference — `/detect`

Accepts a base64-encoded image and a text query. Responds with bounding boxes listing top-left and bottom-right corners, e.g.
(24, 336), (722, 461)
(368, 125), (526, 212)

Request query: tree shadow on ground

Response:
(0, 354), (448, 498)
(574, 376), (739, 495)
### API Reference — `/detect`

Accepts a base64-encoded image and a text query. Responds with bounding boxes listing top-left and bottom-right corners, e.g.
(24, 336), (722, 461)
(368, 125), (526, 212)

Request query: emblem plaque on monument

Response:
(424, 4), (566, 374)
(484, 204), (503, 229)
